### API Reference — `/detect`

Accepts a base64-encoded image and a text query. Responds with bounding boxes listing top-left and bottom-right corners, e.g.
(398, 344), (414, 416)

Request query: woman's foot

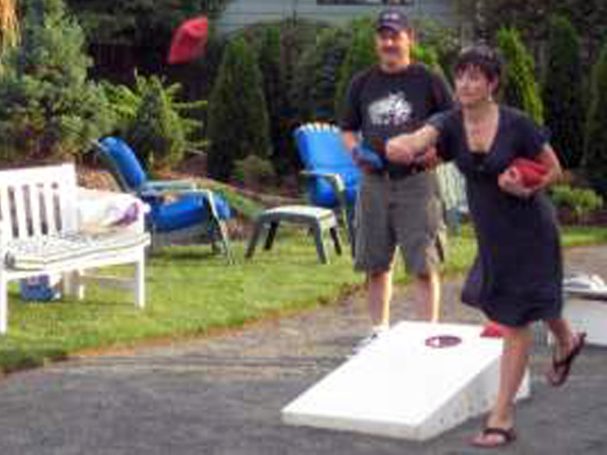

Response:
(547, 332), (587, 387)
(470, 412), (515, 448)
(470, 427), (517, 448)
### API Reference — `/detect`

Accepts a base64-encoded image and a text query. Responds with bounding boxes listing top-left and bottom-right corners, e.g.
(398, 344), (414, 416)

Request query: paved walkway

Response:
(0, 247), (605, 455)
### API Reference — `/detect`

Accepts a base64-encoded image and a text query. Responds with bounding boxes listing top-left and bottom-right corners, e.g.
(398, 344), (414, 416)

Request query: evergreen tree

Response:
(497, 27), (544, 124)
(0, 0), (111, 161)
(334, 18), (376, 116)
(127, 77), (192, 170)
(583, 40), (607, 196)
(256, 25), (289, 175)
(292, 26), (351, 123)
(207, 36), (271, 181)
(543, 15), (585, 168)
(104, 74), (205, 170)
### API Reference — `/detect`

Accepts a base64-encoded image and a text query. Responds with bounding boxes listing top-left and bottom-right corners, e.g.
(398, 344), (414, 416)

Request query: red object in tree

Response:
(168, 16), (209, 65)
(481, 321), (504, 338)
(508, 157), (549, 187)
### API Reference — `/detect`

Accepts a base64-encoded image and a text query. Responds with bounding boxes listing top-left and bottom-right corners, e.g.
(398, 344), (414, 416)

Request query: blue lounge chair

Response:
(94, 137), (233, 262)
(294, 123), (361, 251)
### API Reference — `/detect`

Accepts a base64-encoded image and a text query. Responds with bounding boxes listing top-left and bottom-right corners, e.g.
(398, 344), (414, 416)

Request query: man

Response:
(340, 9), (453, 351)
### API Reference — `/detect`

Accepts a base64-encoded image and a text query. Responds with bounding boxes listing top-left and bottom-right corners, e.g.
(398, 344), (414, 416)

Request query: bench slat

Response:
(42, 182), (58, 235)
(13, 184), (28, 239)
(29, 184), (42, 237)
(0, 186), (11, 242)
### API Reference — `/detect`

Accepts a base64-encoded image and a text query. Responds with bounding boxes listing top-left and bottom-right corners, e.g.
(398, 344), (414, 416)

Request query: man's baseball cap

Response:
(376, 9), (410, 33)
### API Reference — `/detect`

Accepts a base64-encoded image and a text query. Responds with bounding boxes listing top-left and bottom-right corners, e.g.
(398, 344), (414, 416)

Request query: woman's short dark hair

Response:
(454, 44), (503, 87)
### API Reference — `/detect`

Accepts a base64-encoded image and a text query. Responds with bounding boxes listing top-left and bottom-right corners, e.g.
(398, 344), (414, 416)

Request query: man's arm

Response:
(339, 71), (379, 172)
(342, 131), (359, 154)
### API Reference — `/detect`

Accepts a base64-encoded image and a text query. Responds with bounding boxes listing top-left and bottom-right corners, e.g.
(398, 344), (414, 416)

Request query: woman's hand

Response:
(498, 168), (534, 198)
(386, 125), (440, 165)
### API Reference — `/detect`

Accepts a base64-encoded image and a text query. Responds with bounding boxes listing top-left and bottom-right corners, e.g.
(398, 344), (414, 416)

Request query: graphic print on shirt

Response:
(367, 92), (412, 127)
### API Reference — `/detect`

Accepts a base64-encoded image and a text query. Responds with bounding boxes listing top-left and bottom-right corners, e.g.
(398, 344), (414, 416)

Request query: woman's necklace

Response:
(464, 104), (499, 153)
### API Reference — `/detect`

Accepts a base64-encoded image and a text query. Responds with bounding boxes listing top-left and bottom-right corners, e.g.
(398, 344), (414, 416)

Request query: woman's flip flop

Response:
(547, 332), (587, 387)
(470, 427), (517, 448)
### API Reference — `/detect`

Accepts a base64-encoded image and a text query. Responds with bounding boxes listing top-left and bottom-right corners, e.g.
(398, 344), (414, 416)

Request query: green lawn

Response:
(1, 224), (606, 374)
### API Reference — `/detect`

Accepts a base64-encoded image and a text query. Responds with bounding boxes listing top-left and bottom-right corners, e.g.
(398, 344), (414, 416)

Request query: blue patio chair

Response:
(94, 137), (234, 262)
(294, 123), (361, 251)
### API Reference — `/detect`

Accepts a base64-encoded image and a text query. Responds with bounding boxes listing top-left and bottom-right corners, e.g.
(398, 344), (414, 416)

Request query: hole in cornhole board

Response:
(424, 335), (462, 349)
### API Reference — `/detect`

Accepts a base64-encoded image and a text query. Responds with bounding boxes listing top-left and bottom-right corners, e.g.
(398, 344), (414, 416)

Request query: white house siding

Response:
(217, 0), (459, 34)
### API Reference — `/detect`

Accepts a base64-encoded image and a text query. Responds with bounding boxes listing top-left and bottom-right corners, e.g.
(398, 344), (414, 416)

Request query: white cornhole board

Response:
(282, 322), (530, 441)
(562, 290), (607, 346)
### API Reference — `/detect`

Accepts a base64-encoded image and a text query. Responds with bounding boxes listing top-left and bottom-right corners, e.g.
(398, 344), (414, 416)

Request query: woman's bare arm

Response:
(533, 144), (563, 188)
(386, 125), (440, 164)
(499, 144), (564, 198)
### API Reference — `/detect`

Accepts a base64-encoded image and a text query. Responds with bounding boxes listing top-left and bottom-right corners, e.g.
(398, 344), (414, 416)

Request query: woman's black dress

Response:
(430, 106), (563, 327)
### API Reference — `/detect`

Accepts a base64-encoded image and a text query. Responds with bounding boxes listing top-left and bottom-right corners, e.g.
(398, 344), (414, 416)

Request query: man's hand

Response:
(352, 145), (384, 172)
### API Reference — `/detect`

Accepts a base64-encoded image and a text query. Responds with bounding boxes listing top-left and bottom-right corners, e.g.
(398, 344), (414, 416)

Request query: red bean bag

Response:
(509, 157), (548, 187)
(481, 321), (504, 338)
(168, 16), (209, 65)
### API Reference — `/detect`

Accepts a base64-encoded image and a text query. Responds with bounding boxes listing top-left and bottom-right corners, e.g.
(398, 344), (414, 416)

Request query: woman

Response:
(386, 44), (586, 448)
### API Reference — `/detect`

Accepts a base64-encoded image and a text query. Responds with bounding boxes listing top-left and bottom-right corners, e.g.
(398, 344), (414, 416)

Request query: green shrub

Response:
(543, 15), (585, 168)
(103, 74), (205, 170)
(412, 18), (459, 79)
(0, 0), (112, 161)
(412, 43), (444, 75)
(207, 36), (271, 181)
(550, 184), (603, 219)
(233, 155), (276, 188)
(583, 39), (607, 196)
(497, 27), (544, 124)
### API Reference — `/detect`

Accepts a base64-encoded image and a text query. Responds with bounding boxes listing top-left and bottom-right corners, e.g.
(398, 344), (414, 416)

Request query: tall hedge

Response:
(334, 18), (376, 116)
(0, 0), (111, 161)
(497, 27), (544, 124)
(207, 36), (271, 181)
(583, 40), (607, 196)
(543, 15), (585, 168)
(292, 26), (351, 122)
(256, 25), (290, 175)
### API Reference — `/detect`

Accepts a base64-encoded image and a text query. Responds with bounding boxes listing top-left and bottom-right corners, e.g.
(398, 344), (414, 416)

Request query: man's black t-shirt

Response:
(340, 63), (453, 174)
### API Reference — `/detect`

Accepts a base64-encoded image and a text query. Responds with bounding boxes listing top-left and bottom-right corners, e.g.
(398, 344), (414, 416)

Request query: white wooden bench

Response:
(0, 163), (150, 334)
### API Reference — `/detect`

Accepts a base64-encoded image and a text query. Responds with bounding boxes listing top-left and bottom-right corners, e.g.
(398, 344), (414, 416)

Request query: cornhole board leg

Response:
(282, 321), (530, 441)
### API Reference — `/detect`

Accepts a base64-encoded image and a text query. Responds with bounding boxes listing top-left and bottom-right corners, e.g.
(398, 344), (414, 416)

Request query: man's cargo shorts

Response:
(354, 171), (447, 275)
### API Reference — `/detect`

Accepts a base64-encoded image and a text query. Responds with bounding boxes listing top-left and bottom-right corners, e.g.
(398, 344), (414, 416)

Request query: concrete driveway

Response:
(0, 246), (605, 455)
